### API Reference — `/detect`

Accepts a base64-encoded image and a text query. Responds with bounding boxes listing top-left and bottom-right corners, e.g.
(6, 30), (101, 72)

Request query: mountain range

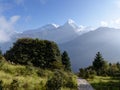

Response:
(1, 19), (120, 72)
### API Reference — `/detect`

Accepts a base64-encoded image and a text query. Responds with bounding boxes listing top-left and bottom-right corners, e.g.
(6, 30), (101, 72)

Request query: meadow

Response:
(87, 76), (120, 90)
(0, 56), (77, 90)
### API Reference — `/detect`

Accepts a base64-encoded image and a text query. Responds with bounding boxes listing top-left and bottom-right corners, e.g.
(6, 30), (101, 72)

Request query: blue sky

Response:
(0, 0), (120, 32)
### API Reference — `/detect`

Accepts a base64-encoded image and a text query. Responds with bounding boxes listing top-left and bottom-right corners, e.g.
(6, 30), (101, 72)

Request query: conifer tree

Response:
(62, 51), (71, 71)
(92, 52), (107, 75)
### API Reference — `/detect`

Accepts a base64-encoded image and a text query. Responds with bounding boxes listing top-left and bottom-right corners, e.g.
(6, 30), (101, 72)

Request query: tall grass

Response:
(0, 57), (77, 90)
(87, 76), (120, 90)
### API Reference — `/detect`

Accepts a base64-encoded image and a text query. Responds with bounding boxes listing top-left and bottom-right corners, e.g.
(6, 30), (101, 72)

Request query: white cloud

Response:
(76, 25), (95, 35)
(100, 18), (120, 28)
(10, 16), (20, 24)
(100, 21), (108, 27)
(114, 0), (120, 8)
(0, 15), (20, 43)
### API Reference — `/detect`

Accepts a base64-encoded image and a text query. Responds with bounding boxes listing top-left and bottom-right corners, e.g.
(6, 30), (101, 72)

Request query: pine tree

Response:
(62, 51), (71, 71)
(92, 52), (107, 75)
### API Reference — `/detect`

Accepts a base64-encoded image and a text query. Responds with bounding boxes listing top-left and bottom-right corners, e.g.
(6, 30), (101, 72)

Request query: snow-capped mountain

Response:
(16, 19), (81, 43)
(0, 19), (84, 52)
(3, 19), (120, 72)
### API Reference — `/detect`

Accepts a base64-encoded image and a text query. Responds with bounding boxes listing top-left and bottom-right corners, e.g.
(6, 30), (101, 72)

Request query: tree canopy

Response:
(4, 38), (63, 69)
(93, 52), (106, 70)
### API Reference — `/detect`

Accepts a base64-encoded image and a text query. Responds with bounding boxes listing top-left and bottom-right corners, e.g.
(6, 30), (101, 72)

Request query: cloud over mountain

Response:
(0, 15), (20, 43)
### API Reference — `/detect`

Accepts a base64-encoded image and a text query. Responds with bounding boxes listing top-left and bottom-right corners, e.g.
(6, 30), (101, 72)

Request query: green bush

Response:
(46, 71), (63, 90)
(65, 76), (77, 88)
(0, 80), (3, 90)
(10, 79), (19, 90)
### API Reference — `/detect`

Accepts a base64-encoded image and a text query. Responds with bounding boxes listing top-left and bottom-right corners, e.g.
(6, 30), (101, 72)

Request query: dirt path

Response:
(77, 78), (94, 90)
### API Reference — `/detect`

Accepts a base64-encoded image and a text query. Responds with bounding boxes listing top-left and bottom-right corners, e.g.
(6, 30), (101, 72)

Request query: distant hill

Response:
(60, 27), (120, 71)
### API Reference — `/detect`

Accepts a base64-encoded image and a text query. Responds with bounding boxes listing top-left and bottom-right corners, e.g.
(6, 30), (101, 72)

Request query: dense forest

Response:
(0, 38), (77, 90)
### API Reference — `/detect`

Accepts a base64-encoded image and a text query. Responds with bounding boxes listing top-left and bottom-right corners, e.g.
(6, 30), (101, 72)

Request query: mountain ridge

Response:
(1, 20), (120, 72)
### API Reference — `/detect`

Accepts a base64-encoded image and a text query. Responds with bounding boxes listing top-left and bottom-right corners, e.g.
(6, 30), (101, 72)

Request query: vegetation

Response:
(62, 51), (71, 71)
(78, 52), (120, 90)
(4, 38), (62, 69)
(79, 52), (120, 78)
(93, 52), (108, 75)
(0, 38), (77, 90)
(87, 76), (120, 90)
(46, 70), (77, 90)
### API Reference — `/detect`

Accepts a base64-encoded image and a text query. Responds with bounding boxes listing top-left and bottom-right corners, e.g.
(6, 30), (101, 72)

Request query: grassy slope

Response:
(0, 57), (77, 90)
(87, 76), (120, 90)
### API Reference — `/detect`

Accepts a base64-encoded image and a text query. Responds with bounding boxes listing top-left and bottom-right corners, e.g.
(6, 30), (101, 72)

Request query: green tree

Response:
(92, 52), (107, 75)
(4, 38), (62, 69)
(62, 51), (71, 71)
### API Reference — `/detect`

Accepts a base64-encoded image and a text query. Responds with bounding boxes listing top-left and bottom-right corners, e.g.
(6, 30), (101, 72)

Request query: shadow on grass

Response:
(91, 81), (120, 90)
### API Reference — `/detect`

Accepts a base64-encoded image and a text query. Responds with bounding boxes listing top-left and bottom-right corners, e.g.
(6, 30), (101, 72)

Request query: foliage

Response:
(0, 80), (3, 90)
(4, 38), (62, 69)
(46, 70), (77, 90)
(46, 70), (63, 90)
(0, 56), (77, 90)
(87, 76), (120, 90)
(10, 79), (19, 90)
(93, 52), (108, 75)
(79, 52), (120, 78)
(62, 51), (71, 71)
(65, 76), (77, 88)
(0, 38), (77, 89)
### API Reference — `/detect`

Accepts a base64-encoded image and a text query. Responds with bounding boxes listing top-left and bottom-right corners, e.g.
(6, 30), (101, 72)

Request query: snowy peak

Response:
(66, 19), (75, 24)
(65, 19), (76, 25)
(51, 24), (59, 28)
(40, 24), (59, 30)
(63, 19), (79, 29)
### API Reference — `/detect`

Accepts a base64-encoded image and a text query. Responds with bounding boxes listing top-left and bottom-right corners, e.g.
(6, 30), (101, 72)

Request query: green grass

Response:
(0, 57), (77, 90)
(87, 76), (120, 90)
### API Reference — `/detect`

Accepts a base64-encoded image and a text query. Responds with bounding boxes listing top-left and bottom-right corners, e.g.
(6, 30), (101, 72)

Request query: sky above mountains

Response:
(0, 0), (120, 33)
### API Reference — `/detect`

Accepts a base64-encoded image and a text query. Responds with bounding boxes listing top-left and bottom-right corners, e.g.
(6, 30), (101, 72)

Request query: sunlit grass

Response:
(87, 76), (120, 90)
(0, 57), (77, 89)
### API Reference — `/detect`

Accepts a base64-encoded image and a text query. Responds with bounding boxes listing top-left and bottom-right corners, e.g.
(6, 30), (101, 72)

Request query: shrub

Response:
(46, 71), (63, 90)
(0, 80), (3, 90)
(10, 79), (19, 90)
(65, 76), (77, 88)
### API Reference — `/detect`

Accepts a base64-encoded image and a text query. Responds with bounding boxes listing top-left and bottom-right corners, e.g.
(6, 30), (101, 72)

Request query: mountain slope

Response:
(16, 19), (80, 44)
(0, 19), (81, 52)
(60, 27), (120, 71)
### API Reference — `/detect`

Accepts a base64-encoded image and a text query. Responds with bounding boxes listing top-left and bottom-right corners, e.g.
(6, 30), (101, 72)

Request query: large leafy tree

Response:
(62, 51), (71, 71)
(4, 38), (62, 69)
